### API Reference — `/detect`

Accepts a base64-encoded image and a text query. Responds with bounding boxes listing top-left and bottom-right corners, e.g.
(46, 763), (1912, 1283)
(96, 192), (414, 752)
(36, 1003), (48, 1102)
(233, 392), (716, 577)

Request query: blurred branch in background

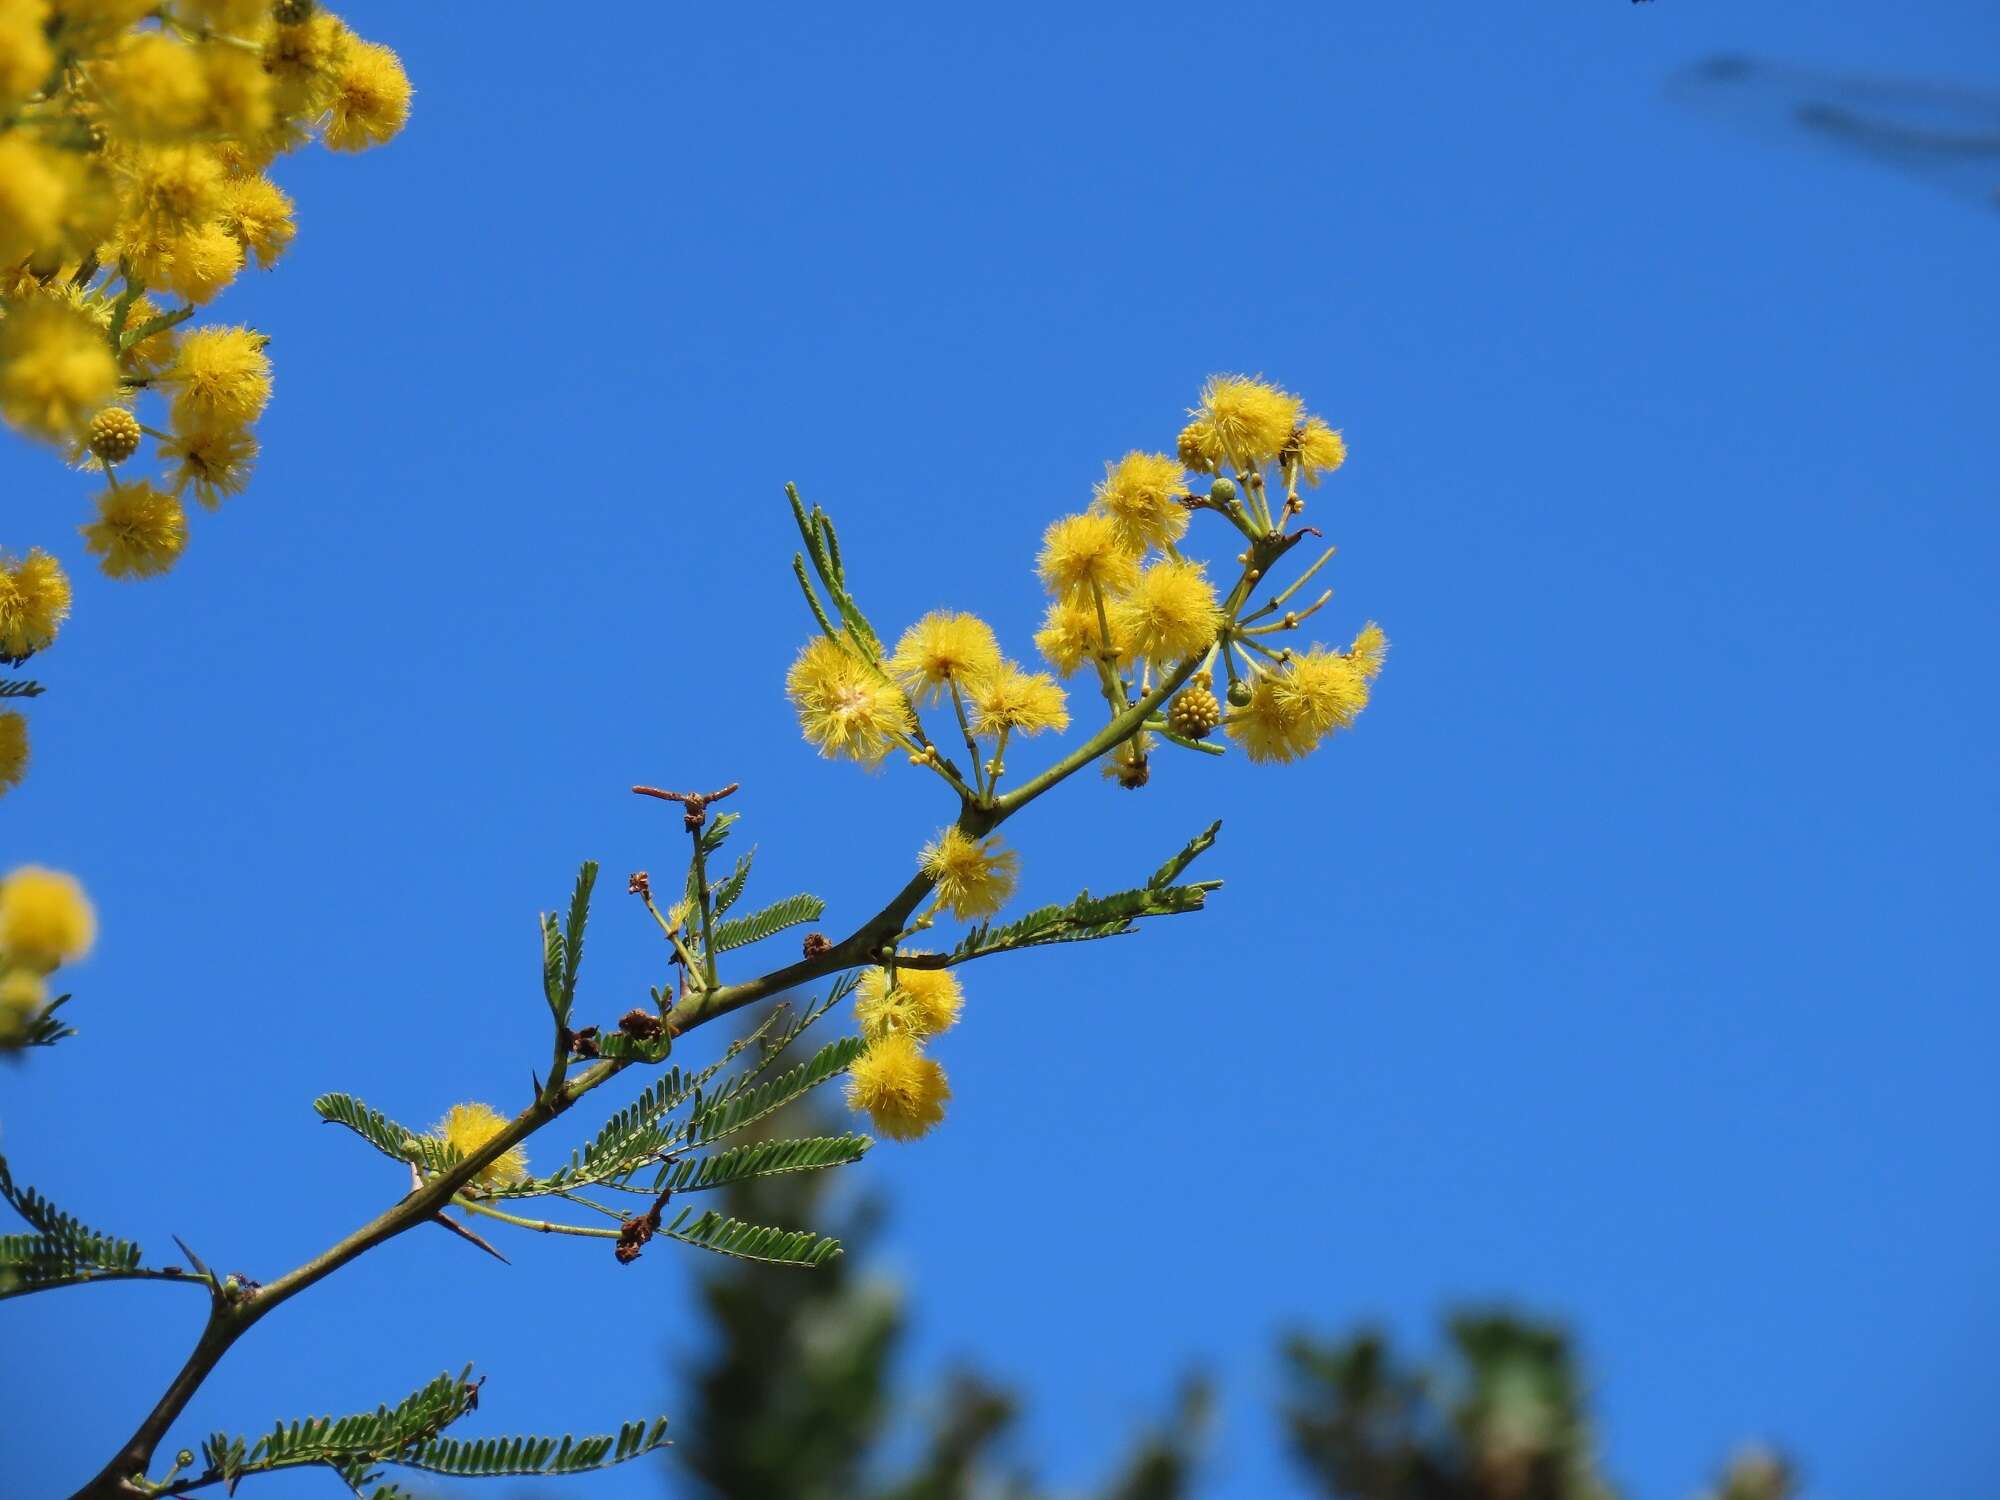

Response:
(661, 1011), (1790, 1500)
(666, 1022), (1205, 1500)
(1667, 54), (2000, 213)
(1282, 1318), (1794, 1500)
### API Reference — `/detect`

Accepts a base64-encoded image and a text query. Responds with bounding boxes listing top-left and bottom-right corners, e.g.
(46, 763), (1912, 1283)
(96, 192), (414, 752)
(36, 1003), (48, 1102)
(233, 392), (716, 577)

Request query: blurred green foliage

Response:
(665, 1017), (1792, 1500)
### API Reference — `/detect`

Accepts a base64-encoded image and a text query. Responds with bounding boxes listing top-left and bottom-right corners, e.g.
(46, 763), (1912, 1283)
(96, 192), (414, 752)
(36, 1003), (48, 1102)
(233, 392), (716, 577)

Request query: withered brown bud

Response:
(627, 871), (650, 897)
(568, 1025), (601, 1059)
(618, 1009), (665, 1040)
(802, 932), (831, 958)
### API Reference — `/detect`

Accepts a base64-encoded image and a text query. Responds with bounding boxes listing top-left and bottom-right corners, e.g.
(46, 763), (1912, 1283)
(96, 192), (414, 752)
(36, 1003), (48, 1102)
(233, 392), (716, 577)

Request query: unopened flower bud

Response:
(87, 408), (141, 465)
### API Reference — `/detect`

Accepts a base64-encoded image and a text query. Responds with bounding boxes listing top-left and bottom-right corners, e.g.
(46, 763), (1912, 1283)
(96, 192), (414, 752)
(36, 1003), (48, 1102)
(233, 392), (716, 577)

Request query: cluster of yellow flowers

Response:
(792, 375), (1388, 1141)
(0, 0), (410, 796)
(0, 864), (95, 1044)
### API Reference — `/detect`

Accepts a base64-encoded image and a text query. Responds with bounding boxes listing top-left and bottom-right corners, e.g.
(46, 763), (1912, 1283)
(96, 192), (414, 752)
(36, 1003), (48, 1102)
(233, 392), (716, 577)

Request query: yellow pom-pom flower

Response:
(434, 1102), (529, 1193)
(0, 866), (97, 971)
(0, 136), (69, 267)
(160, 422), (258, 508)
(854, 961), (964, 1042)
(0, 711), (26, 796)
(785, 635), (913, 765)
(0, 300), (118, 443)
(221, 174), (297, 267)
(119, 145), (228, 237)
(97, 32), (210, 138)
(1093, 450), (1189, 552)
(0, 550), (73, 657)
(82, 482), (189, 579)
(0, 1), (54, 116)
(1195, 374), (1304, 467)
(167, 325), (273, 429)
(1107, 559), (1222, 667)
(966, 660), (1069, 737)
(199, 45), (275, 139)
(919, 825), (1018, 920)
(845, 1032), (950, 1142)
(1289, 416), (1347, 485)
(1226, 648), (1374, 764)
(1036, 512), (1140, 600)
(263, 14), (347, 120)
(157, 220), (245, 304)
(323, 40), (412, 152)
(1033, 595), (1125, 678)
(888, 610), (1001, 705)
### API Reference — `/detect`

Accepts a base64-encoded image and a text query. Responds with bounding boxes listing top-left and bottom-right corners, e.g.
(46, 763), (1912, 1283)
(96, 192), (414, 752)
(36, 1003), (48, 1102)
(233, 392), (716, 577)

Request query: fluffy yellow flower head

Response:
(0, 711), (26, 796)
(1195, 374), (1304, 467)
(966, 660), (1069, 737)
(1226, 646), (1376, 764)
(0, 550), (73, 657)
(919, 826), (1018, 920)
(0, 866), (97, 971)
(0, 136), (68, 267)
(0, 1), (54, 115)
(160, 422), (258, 509)
(846, 1032), (950, 1142)
(168, 325), (273, 429)
(1036, 512), (1140, 600)
(855, 961), (964, 1042)
(199, 44), (275, 139)
(1033, 595), (1126, 678)
(435, 1101), (528, 1193)
(1093, 450), (1189, 552)
(155, 220), (246, 305)
(97, 32), (210, 138)
(0, 300), (118, 443)
(1107, 559), (1222, 667)
(222, 175), (297, 267)
(82, 482), (189, 579)
(263, 13), (348, 120)
(888, 611), (1001, 705)
(119, 144), (228, 238)
(786, 635), (913, 765)
(324, 40), (412, 152)
(1289, 416), (1347, 485)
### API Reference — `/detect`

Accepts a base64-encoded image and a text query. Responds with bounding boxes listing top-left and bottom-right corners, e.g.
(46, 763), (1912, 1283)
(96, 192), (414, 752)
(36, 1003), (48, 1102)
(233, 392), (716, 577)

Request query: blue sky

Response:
(5, 2), (1998, 1497)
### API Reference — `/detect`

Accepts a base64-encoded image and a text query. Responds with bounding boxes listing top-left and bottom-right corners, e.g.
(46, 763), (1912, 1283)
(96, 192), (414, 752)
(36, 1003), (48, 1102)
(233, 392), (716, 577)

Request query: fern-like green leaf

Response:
(0, 1156), (168, 1297)
(711, 850), (753, 918)
(491, 1008), (791, 1199)
(403, 1416), (670, 1476)
(662, 1206), (842, 1267)
(313, 1094), (460, 1175)
(3, 991), (75, 1048)
(654, 1134), (870, 1193)
(690, 1034), (864, 1146)
(1148, 818), (1222, 889)
(711, 892), (825, 953)
(559, 860), (598, 1017)
(541, 910), (567, 1021)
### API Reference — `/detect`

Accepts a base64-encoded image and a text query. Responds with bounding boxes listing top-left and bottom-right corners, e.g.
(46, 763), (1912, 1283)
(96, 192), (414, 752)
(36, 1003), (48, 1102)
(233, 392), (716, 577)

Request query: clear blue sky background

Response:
(5, 2), (1997, 1496)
